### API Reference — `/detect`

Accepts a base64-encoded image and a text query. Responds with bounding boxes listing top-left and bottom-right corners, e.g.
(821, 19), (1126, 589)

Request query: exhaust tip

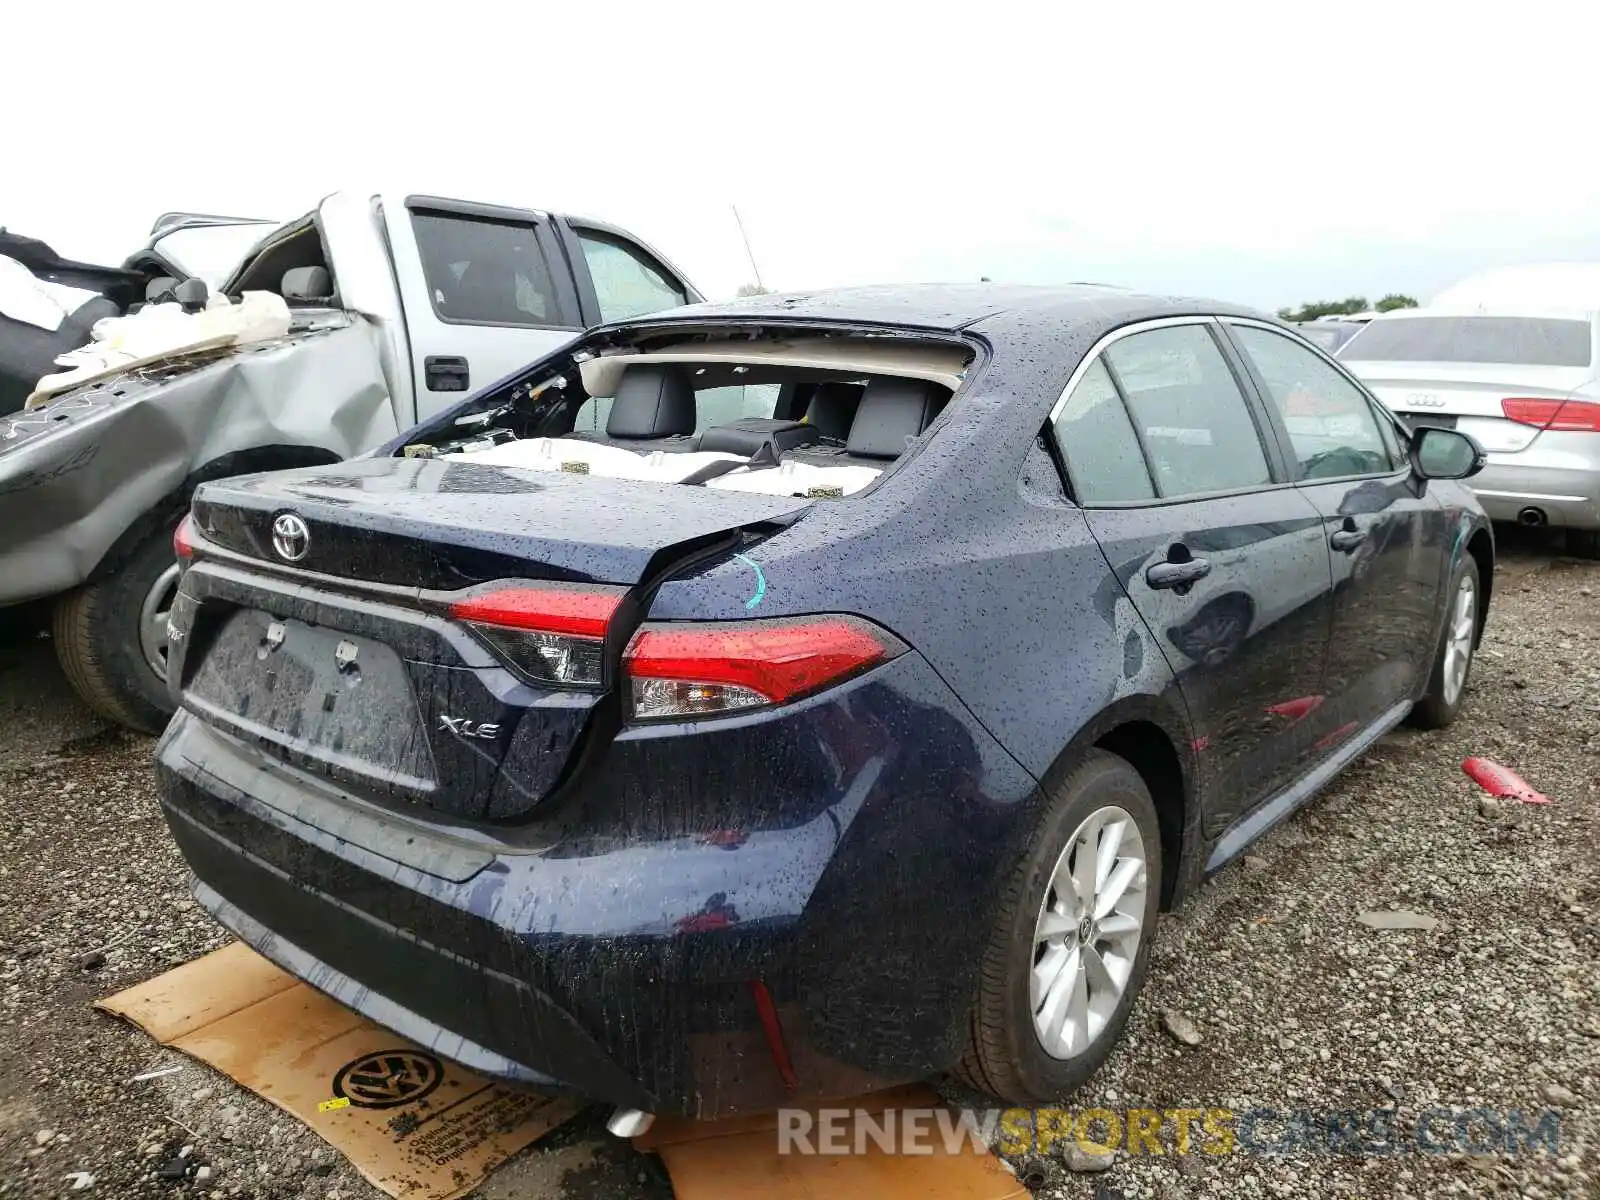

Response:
(1517, 507), (1548, 527)
(606, 1108), (655, 1138)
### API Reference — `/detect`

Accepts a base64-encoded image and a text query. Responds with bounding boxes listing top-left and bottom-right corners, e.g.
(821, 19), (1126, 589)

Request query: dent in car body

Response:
(0, 317), (397, 606)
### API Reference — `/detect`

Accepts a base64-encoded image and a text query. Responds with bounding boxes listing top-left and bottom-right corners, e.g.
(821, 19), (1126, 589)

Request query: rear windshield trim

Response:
(577, 337), (971, 397)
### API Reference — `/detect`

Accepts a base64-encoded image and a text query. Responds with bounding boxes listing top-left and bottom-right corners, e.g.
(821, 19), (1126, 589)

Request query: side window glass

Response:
(573, 395), (612, 433)
(1231, 325), (1396, 479)
(577, 231), (688, 322)
(1051, 359), (1155, 502)
(411, 212), (564, 326)
(1104, 325), (1273, 497)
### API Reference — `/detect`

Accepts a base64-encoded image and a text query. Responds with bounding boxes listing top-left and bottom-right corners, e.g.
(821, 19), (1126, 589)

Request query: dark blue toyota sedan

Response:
(155, 284), (1493, 1122)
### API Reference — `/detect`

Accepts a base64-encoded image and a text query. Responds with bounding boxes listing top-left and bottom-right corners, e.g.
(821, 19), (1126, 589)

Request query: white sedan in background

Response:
(1340, 293), (1600, 555)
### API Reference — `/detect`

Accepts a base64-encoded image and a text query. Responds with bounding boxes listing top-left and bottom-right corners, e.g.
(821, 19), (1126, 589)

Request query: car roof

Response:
(652, 282), (1271, 336)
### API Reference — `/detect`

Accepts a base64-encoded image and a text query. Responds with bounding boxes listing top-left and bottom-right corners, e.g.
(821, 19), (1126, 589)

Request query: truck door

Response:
(383, 196), (585, 424)
(555, 218), (695, 327)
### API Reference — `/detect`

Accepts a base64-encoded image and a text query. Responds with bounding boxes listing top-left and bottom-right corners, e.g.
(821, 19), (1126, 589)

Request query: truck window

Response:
(576, 231), (688, 322)
(412, 212), (563, 327)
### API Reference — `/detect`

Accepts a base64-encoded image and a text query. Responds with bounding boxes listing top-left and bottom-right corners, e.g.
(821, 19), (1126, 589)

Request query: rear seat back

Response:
(802, 382), (862, 441)
(845, 377), (944, 459)
(698, 417), (821, 457)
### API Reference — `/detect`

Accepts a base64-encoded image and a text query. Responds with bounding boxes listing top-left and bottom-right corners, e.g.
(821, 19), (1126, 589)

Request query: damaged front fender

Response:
(0, 315), (400, 607)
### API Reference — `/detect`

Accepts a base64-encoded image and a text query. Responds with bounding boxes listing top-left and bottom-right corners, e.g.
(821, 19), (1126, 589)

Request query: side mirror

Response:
(1410, 426), (1486, 480)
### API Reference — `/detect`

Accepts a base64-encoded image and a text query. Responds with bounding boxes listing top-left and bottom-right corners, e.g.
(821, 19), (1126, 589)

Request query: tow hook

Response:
(606, 1108), (655, 1138)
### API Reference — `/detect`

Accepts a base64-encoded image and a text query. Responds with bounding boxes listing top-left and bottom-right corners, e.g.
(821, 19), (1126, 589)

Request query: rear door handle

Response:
(425, 355), (470, 392)
(1330, 528), (1367, 553)
(1146, 559), (1212, 590)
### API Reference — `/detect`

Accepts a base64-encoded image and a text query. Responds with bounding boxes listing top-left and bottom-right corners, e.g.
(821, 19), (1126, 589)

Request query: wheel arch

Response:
(1037, 694), (1199, 911)
(1465, 524), (1494, 644)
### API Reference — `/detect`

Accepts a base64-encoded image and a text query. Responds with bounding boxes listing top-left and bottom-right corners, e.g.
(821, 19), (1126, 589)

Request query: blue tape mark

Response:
(734, 553), (767, 610)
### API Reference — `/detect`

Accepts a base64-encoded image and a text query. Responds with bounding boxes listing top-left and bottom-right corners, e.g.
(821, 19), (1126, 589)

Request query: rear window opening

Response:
(415, 335), (973, 499)
(1341, 315), (1593, 367)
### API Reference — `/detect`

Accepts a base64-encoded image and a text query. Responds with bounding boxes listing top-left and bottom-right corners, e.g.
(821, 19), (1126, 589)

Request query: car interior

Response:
(439, 362), (954, 497)
(223, 220), (338, 308)
(133, 216), (337, 317)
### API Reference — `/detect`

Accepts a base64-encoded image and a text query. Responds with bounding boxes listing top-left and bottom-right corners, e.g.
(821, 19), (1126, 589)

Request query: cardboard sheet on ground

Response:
(103, 943), (1024, 1200)
(96, 942), (580, 1200)
(636, 1084), (1028, 1200)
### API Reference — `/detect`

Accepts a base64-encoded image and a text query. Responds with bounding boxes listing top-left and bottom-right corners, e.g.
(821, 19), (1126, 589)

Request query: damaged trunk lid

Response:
(176, 457), (810, 821)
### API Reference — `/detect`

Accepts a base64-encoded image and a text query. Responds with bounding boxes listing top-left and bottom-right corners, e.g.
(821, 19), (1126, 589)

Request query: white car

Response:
(1341, 298), (1600, 553)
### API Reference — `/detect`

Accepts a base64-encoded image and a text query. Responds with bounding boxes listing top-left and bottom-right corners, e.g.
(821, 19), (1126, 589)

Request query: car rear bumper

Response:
(155, 650), (1041, 1117)
(1471, 432), (1600, 528)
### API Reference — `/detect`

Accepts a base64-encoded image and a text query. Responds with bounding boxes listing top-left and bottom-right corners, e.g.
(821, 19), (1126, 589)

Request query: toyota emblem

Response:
(271, 513), (311, 562)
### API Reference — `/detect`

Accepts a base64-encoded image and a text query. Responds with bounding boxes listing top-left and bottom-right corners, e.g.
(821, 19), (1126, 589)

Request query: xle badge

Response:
(331, 1049), (444, 1109)
(439, 715), (501, 740)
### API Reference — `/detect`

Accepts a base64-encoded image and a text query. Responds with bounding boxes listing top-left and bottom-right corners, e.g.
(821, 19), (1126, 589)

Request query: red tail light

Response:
(173, 514), (198, 561)
(1501, 397), (1600, 431)
(449, 583), (625, 688)
(449, 585), (623, 637)
(623, 616), (903, 720)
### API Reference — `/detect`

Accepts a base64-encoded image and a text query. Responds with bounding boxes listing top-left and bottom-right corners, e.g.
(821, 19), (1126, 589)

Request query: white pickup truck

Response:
(0, 190), (700, 732)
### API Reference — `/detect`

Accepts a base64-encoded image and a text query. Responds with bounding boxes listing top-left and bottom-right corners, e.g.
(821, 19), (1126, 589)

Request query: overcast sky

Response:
(7, 3), (1599, 310)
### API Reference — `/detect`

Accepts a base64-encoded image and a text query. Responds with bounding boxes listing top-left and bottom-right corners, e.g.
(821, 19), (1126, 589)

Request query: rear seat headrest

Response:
(607, 365), (696, 439)
(846, 376), (944, 459)
(282, 265), (333, 302)
(803, 382), (860, 441)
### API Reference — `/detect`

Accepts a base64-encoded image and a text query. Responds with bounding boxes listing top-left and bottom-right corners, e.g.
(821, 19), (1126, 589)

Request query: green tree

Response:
(1276, 296), (1370, 322)
(1375, 293), (1419, 312)
(735, 283), (771, 297)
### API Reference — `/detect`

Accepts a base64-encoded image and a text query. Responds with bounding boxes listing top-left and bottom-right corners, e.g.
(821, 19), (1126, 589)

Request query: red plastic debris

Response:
(1462, 757), (1550, 804)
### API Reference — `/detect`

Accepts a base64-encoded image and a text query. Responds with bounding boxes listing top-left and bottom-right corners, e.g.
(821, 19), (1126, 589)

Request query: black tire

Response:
(52, 522), (182, 735)
(1408, 554), (1481, 730)
(1566, 529), (1600, 559)
(954, 749), (1162, 1103)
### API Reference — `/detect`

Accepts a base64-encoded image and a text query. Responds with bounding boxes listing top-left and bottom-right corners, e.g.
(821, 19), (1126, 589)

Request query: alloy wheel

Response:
(1441, 573), (1476, 706)
(138, 561), (183, 683)
(1030, 804), (1149, 1059)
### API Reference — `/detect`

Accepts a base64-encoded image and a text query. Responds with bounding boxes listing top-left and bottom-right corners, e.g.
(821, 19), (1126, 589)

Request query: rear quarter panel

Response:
(647, 331), (1197, 824)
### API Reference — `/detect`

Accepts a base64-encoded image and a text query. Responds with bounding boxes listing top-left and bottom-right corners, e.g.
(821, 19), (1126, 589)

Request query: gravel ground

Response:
(1, 530), (1595, 1200)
